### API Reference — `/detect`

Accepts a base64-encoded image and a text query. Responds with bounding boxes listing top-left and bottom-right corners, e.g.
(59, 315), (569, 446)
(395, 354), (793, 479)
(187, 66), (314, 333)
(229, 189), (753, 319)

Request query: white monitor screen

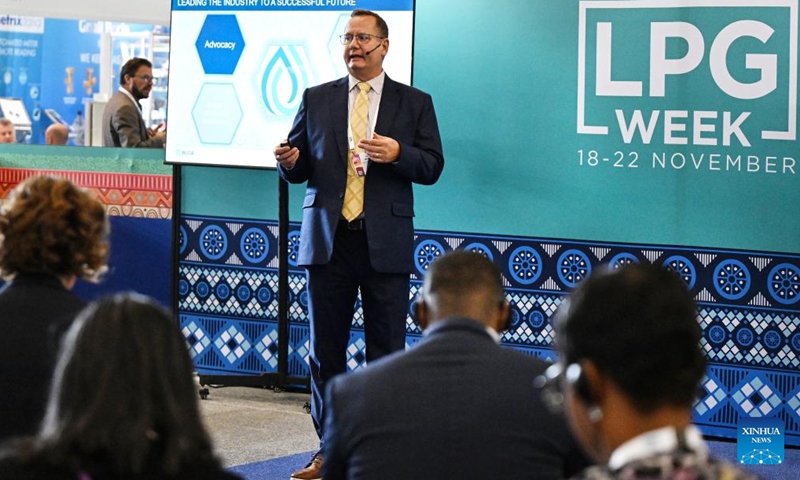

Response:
(166, 1), (415, 169)
(0, 97), (32, 128)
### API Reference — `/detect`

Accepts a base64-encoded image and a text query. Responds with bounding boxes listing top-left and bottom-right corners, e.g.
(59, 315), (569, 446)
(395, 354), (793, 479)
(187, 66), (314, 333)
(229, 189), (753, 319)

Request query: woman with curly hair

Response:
(0, 293), (241, 480)
(0, 175), (109, 441)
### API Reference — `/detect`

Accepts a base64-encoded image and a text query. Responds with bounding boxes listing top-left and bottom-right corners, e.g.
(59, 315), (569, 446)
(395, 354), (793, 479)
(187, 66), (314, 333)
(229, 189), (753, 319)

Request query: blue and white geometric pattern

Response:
(504, 292), (562, 345)
(347, 332), (367, 371)
(768, 263), (800, 305)
(732, 375), (783, 417)
(557, 249), (591, 288)
(415, 239), (445, 275)
(694, 374), (727, 417)
(698, 307), (799, 368)
(608, 252), (638, 269)
(240, 227), (269, 263)
(663, 254), (697, 289)
(179, 215), (800, 445)
(287, 273), (308, 322)
(288, 325), (310, 378)
(182, 320), (212, 359)
(255, 328), (279, 370)
(508, 245), (542, 285)
(788, 388), (800, 419)
(714, 259), (751, 300)
(215, 325), (252, 365)
(463, 242), (494, 260)
(180, 265), (279, 320)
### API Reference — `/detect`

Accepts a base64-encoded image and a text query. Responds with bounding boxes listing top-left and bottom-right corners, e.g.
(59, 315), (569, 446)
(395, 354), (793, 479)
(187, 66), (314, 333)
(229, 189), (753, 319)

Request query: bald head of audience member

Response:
(0, 119), (15, 144)
(45, 123), (69, 145)
(415, 250), (510, 332)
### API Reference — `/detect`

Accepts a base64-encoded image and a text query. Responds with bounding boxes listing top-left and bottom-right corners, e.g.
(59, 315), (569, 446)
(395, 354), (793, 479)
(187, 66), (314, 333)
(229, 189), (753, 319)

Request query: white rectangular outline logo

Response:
(577, 0), (798, 141)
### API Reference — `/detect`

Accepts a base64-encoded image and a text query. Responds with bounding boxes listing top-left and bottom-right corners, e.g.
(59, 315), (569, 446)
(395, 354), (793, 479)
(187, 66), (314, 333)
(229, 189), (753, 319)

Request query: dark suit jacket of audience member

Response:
(0, 274), (85, 441)
(0, 457), (242, 480)
(323, 317), (591, 480)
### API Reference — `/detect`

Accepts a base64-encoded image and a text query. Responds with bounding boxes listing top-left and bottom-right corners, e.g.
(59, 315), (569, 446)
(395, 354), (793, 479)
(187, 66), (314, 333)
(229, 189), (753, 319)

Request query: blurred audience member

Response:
(0, 293), (241, 480)
(0, 176), (109, 441)
(541, 263), (758, 479)
(45, 124), (69, 146)
(323, 250), (590, 480)
(0, 119), (15, 143)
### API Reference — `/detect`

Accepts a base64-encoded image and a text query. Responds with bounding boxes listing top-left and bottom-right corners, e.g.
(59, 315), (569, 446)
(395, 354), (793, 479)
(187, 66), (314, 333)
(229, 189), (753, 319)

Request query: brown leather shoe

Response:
(290, 452), (323, 480)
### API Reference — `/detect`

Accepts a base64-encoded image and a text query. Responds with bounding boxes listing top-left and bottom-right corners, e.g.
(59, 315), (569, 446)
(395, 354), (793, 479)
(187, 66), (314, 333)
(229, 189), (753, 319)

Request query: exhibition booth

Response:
(0, 3), (174, 313)
(0, 16), (169, 145)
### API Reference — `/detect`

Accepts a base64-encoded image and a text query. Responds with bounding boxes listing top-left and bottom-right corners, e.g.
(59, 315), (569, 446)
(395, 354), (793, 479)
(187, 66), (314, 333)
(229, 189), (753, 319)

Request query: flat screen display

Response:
(0, 97), (32, 128)
(166, 0), (415, 168)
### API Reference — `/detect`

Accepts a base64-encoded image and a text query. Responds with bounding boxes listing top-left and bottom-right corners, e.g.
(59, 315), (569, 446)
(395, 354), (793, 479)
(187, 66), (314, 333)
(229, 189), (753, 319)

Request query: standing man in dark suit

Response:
(273, 9), (444, 479)
(102, 57), (166, 148)
(322, 251), (590, 480)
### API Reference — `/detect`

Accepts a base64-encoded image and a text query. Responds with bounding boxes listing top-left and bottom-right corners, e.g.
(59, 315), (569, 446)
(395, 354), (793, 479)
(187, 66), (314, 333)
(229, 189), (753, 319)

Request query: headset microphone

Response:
(364, 44), (382, 56)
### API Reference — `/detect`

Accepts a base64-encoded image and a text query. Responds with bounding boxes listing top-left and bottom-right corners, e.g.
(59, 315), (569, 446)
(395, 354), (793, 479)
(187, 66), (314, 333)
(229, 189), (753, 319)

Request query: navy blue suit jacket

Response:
(322, 318), (591, 480)
(277, 75), (444, 273)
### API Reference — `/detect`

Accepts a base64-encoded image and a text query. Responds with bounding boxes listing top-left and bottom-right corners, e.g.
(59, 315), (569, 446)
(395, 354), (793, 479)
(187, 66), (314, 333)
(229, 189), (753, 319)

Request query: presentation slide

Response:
(166, 0), (414, 169)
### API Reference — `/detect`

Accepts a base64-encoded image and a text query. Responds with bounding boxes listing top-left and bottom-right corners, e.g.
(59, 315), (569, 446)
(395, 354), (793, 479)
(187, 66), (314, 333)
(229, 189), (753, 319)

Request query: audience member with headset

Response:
(0, 176), (109, 442)
(0, 293), (241, 480)
(323, 250), (590, 480)
(538, 263), (759, 479)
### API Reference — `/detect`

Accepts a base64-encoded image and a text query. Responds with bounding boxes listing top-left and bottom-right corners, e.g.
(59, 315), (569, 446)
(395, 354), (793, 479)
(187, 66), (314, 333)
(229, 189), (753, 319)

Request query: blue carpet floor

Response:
(229, 450), (314, 480)
(230, 443), (797, 480)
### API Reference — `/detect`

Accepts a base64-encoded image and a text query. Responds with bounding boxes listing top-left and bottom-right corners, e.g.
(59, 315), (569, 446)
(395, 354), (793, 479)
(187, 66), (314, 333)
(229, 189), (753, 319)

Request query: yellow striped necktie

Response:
(342, 81), (371, 222)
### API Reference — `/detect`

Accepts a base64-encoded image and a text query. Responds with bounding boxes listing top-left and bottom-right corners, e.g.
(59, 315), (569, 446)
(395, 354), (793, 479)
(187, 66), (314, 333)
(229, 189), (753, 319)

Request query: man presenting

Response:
(274, 9), (444, 480)
(102, 57), (165, 148)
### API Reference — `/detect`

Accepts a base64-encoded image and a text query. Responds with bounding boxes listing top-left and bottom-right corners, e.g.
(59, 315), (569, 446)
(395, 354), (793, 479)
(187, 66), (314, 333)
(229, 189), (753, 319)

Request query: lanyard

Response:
(347, 90), (378, 177)
(347, 86), (380, 152)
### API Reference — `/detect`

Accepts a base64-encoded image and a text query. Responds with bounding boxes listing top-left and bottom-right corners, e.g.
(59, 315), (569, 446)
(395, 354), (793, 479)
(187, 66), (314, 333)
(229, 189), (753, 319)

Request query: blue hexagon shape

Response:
(195, 15), (245, 75)
(192, 83), (243, 145)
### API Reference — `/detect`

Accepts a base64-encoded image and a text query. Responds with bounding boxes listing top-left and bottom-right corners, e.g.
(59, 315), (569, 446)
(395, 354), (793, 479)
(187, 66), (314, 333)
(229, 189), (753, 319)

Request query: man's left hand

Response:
(359, 133), (400, 163)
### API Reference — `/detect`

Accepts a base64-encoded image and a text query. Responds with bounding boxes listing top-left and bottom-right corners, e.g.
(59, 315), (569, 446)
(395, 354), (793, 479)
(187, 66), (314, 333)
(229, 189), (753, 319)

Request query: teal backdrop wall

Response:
(183, 0), (798, 254)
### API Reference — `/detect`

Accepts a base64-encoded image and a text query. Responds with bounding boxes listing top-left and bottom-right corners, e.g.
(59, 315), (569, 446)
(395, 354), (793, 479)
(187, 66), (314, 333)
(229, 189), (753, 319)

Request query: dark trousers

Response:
(305, 221), (409, 446)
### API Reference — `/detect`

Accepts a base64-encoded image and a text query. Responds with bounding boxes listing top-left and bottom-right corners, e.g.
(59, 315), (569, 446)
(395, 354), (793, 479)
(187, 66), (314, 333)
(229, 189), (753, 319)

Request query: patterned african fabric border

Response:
(177, 213), (800, 446)
(0, 167), (172, 219)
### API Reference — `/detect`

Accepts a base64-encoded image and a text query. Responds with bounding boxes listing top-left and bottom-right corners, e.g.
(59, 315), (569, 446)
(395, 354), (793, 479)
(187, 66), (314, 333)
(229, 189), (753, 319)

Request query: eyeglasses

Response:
(134, 74), (155, 84)
(339, 33), (385, 45)
(533, 362), (581, 415)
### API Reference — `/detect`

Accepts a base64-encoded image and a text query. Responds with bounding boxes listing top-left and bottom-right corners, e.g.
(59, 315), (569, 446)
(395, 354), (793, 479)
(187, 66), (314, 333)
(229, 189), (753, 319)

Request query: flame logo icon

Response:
(261, 45), (309, 116)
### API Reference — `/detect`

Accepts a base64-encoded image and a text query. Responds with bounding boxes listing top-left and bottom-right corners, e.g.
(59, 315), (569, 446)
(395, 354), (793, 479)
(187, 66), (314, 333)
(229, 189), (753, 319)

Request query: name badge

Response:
(351, 151), (366, 177)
